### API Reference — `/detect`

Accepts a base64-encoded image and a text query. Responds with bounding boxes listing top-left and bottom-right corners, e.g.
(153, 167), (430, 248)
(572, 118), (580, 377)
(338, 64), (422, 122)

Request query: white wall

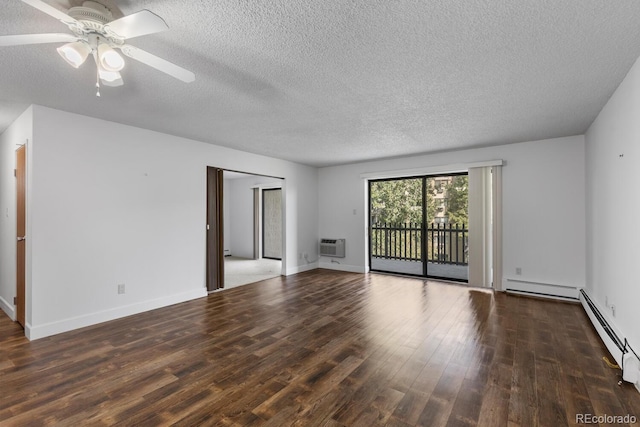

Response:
(0, 107), (32, 321)
(227, 175), (282, 259)
(318, 136), (586, 290)
(585, 55), (640, 354)
(20, 105), (317, 339)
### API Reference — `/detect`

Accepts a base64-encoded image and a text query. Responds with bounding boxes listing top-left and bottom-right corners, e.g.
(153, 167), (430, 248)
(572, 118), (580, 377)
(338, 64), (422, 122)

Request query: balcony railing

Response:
(370, 222), (468, 265)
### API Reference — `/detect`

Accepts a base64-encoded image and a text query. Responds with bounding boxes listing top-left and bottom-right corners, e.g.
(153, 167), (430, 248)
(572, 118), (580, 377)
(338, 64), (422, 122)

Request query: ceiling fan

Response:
(0, 0), (195, 96)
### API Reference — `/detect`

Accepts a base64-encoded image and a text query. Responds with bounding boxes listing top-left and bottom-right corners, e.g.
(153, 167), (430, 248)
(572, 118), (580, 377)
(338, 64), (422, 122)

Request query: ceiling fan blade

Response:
(0, 33), (78, 47)
(104, 10), (169, 40)
(20, 0), (79, 27)
(120, 45), (195, 83)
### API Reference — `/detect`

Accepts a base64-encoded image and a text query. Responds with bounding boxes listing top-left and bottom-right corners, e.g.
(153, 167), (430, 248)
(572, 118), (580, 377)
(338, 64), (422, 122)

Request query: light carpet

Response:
(224, 256), (282, 289)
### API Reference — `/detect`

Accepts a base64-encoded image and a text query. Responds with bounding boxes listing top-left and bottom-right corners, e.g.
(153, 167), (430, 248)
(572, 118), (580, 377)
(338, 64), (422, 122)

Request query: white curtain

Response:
(492, 166), (503, 291)
(468, 166), (502, 288)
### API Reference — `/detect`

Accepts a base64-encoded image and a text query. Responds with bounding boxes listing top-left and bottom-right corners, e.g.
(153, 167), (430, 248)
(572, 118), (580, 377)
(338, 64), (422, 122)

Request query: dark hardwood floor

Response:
(1, 269), (639, 426)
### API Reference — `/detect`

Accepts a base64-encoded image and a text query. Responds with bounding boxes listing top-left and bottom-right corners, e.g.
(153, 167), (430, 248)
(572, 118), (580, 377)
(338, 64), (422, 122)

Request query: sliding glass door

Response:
(369, 173), (469, 282)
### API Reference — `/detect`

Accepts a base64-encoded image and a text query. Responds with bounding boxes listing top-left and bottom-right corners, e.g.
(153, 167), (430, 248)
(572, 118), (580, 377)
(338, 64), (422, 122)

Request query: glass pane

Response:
(369, 178), (424, 275)
(425, 175), (468, 281)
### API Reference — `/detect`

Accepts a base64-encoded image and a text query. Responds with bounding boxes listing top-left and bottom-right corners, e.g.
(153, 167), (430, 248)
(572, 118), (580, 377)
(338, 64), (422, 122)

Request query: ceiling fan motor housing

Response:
(68, 1), (112, 23)
(67, 1), (122, 43)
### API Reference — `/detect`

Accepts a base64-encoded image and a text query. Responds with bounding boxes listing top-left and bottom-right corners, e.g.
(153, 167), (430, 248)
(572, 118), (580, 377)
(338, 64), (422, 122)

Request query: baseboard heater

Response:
(580, 289), (640, 390)
(504, 278), (579, 301)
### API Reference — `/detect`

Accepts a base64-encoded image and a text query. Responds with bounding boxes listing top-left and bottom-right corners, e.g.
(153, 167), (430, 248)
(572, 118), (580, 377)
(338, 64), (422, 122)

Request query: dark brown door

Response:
(16, 145), (26, 328)
(206, 167), (224, 291)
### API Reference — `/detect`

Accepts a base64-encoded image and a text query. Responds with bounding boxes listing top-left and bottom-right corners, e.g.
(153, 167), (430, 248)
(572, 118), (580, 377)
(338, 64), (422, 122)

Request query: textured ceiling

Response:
(2, 1), (640, 167)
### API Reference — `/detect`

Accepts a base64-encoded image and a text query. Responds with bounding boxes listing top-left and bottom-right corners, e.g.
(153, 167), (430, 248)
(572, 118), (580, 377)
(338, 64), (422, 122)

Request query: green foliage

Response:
(369, 175), (469, 263)
(444, 175), (468, 226)
(369, 175), (467, 225)
(370, 178), (430, 225)
(425, 185), (436, 223)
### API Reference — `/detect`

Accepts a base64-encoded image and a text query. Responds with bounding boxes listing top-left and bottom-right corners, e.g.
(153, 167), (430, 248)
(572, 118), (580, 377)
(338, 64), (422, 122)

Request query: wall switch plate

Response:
(515, 267), (522, 275)
(117, 284), (125, 294)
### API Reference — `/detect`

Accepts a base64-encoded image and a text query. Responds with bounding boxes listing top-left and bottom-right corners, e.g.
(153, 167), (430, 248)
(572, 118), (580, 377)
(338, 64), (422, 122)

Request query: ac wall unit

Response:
(320, 238), (346, 258)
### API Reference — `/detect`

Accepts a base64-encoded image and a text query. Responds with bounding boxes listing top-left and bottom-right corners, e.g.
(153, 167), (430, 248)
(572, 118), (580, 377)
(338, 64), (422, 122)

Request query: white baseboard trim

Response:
(25, 322), (34, 340)
(318, 262), (366, 273)
(0, 295), (15, 321)
(26, 288), (207, 341)
(580, 289), (640, 394)
(285, 262), (318, 275)
(503, 277), (580, 300)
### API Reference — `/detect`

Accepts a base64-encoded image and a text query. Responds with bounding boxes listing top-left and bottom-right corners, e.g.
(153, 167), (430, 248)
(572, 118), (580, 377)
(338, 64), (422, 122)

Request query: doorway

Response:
(208, 170), (284, 291)
(368, 173), (470, 282)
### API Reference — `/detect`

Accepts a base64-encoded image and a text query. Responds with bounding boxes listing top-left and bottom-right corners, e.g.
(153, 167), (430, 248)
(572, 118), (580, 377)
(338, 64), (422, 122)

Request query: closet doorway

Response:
(206, 170), (284, 291)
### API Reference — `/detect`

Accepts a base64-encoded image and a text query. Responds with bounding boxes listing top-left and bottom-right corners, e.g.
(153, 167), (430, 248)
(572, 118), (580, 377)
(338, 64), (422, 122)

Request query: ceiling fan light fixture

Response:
(57, 41), (90, 68)
(98, 67), (121, 83)
(98, 43), (125, 72)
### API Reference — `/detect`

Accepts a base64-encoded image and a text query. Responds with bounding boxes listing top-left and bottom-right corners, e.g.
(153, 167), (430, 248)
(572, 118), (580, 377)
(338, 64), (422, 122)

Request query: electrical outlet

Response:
(117, 284), (125, 295)
(515, 267), (522, 275)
